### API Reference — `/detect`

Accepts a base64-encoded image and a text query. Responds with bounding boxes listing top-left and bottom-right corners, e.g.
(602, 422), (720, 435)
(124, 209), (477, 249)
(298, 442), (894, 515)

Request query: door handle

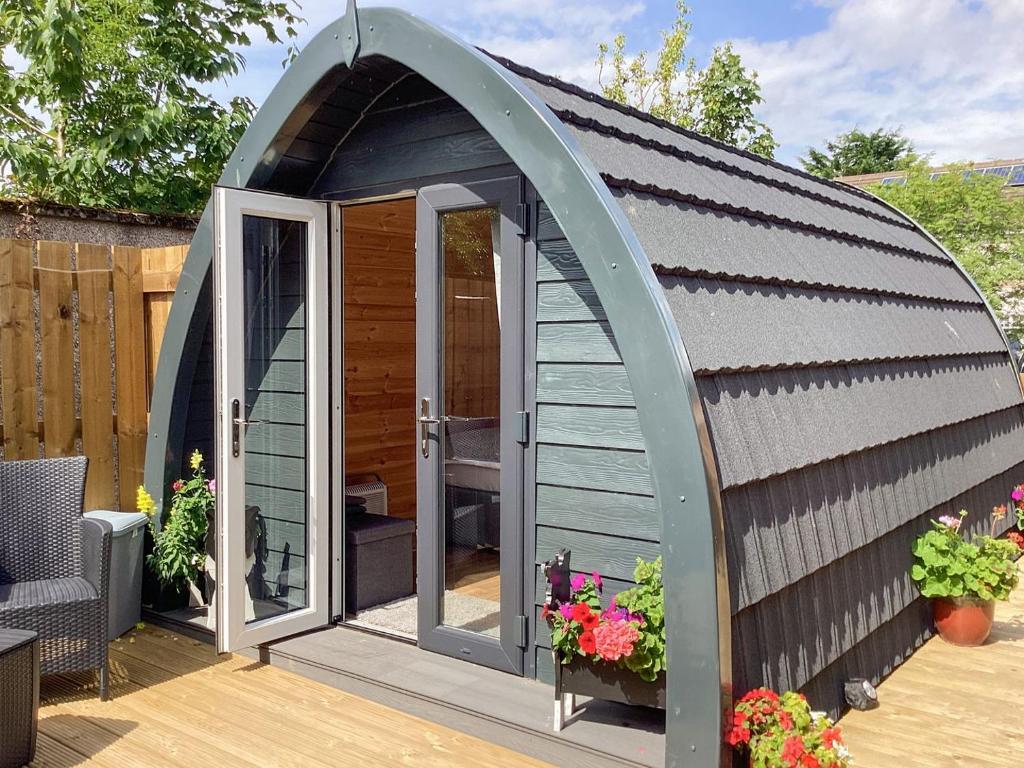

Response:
(231, 399), (241, 457)
(419, 397), (439, 457)
(231, 398), (266, 458)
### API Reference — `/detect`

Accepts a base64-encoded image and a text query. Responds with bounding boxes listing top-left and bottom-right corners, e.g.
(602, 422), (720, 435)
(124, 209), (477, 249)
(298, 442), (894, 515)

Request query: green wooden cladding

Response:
(531, 212), (660, 676)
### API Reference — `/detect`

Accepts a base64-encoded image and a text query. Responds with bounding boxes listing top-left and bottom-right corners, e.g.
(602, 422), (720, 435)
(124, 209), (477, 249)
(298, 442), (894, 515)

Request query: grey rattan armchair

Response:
(0, 456), (111, 700)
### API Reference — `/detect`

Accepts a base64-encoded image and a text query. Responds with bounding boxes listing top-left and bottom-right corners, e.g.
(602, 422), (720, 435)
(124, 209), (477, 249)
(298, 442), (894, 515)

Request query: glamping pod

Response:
(145, 4), (1024, 765)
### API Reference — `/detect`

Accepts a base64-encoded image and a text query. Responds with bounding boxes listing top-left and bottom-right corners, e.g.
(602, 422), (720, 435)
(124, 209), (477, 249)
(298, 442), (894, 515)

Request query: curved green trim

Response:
(143, 8), (731, 764)
(848, 184), (1024, 398)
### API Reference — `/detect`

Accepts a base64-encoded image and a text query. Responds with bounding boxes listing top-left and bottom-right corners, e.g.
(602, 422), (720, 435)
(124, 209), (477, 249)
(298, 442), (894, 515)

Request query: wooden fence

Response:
(0, 239), (187, 511)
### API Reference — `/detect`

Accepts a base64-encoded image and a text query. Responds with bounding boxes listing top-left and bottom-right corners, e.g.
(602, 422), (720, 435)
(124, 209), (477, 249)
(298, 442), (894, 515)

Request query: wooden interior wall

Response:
(343, 199), (418, 520)
(442, 211), (501, 420)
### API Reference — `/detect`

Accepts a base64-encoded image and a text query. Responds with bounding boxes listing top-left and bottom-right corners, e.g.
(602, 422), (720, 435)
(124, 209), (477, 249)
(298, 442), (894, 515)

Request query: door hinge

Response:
(514, 203), (530, 238)
(514, 614), (528, 648)
(515, 410), (530, 445)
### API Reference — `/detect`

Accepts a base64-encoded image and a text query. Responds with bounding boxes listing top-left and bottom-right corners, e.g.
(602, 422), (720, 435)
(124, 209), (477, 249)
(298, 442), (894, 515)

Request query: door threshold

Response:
(249, 624), (665, 768)
(337, 617), (417, 645)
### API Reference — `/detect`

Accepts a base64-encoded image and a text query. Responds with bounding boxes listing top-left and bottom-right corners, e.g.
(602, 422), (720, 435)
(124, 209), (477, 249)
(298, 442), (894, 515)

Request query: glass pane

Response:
(439, 206), (502, 637)
(241, 215), (308, 624)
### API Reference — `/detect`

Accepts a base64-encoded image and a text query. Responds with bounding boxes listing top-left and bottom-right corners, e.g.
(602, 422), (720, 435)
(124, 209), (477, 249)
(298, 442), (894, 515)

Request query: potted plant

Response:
(544, 556), (666, 713)
(910, 507), (1019, 646)
(727, 688), (853, 768)
(137, 450), (216, 605)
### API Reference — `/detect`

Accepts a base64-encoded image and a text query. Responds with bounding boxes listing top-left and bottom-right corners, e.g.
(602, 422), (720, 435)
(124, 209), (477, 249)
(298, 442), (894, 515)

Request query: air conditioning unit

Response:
(346, 477), (388, 516)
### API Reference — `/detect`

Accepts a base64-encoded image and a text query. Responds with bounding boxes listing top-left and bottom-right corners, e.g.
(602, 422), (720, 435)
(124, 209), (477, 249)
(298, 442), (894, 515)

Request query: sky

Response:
(188, 0), (1024, 168)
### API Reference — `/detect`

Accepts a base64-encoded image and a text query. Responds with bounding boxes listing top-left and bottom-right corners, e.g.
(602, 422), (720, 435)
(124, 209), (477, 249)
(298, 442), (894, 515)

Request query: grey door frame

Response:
(415, 177), (525, 674)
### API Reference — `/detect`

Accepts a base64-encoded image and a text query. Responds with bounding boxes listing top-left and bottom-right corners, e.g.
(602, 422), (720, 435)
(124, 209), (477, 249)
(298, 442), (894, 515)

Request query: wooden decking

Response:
(840, 565), (1024, 768)
(31, 624), (552, 767)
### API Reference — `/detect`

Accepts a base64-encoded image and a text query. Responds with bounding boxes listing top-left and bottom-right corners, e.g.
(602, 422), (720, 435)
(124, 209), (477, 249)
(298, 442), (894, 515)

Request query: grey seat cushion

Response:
(0, 577), (99, 609)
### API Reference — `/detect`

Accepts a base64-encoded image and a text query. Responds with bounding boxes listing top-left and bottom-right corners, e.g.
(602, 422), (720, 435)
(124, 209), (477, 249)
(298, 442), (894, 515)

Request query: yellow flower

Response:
(189, 450), (203, 472)
(136, 486), (156, 516)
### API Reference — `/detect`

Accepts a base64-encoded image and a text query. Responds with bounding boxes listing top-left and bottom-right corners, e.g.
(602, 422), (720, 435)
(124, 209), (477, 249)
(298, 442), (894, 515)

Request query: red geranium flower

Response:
(778, 709), (794, 731)
(571, 603), (592, 622)
(821, 726), (842, 750)
(800, 755), (820, 768)
(578, 630), (597, 655)
(726, 725), (751, 746)
(781, 736), (805, 766)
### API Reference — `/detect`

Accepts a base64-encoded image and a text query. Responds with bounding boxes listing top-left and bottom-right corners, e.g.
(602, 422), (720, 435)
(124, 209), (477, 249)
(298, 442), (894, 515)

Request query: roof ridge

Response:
(554, 108), (917, 233)
(483, 50), (904, 215)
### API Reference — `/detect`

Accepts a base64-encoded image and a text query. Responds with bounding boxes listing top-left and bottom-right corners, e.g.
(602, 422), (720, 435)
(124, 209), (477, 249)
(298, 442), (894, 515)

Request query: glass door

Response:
(415, 179), (524, 674)
(214, 187), (329, 653)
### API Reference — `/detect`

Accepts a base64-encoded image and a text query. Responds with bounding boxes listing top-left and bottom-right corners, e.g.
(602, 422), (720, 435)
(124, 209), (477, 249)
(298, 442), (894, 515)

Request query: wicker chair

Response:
(0, 456), (111, 700)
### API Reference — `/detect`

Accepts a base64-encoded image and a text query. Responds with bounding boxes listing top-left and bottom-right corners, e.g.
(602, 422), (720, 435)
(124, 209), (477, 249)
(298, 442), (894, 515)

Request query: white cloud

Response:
(732, 0), (1024, 165)
(214, 0), (641, 106)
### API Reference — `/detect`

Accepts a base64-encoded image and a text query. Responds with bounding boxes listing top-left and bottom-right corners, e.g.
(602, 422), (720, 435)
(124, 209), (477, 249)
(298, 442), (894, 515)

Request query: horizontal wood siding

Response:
(310, 96), (512, 198)
(530, 203), (657, 679)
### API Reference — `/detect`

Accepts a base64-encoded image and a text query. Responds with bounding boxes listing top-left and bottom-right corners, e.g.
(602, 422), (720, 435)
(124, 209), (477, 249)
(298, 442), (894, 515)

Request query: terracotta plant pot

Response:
(932, 596), (995, 646)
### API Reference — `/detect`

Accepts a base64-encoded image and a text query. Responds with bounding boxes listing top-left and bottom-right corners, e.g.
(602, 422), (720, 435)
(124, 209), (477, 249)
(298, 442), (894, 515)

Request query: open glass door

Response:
(214, 188), (329, 653)
(416, 178), (525, 674)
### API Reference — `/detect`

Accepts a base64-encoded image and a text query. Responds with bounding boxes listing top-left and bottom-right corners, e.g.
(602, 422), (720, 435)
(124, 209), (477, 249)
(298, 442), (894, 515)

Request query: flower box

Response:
(554, 651), (666, 711)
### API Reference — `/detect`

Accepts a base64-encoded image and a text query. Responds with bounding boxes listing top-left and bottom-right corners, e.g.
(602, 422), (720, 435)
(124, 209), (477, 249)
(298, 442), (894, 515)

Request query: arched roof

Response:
(499, 58), (1023, 710)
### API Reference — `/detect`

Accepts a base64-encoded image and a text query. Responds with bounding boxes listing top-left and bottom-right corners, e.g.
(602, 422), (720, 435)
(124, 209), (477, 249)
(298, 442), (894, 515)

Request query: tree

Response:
(801, 128), (918, 179)
(0, 0), (301, 214)
(597, 1), (776, 158)
(871, 163), (1024, 341)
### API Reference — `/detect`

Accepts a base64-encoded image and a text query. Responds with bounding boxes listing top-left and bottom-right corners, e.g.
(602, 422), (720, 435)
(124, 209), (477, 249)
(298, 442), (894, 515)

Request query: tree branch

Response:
(0, 104), (56, 143)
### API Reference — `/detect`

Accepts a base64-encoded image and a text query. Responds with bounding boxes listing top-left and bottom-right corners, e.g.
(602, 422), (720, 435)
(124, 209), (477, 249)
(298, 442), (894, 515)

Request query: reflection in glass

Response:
(439, 207), (502, 637)
(241, 215), (309, 624)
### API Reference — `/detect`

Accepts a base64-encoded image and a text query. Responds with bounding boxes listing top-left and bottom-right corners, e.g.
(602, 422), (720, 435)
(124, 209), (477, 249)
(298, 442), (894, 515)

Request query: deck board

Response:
(840, 563), (1024, 767)
(32, 624), (552, 767)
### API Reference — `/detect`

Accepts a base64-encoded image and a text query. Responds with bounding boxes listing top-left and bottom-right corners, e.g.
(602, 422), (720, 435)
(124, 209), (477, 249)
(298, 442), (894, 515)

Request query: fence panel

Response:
(38, 241), (77, 457)
(0, 238), (189, 510)
(112, 246), (150, 512)
(0, 239), (39, 459)
(77, 243), (117, 510)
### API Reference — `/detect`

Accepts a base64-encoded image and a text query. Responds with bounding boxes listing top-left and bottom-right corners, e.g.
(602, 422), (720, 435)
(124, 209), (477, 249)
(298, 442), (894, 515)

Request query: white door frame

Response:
(214, 186), (330, 653)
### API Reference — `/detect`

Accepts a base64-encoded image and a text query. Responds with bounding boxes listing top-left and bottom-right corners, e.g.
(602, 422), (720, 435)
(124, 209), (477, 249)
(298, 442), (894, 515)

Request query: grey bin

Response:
(83, 510), (149, 640)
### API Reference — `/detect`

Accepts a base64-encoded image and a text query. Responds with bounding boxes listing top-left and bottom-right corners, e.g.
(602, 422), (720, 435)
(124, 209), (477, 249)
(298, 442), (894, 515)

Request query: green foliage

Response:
(0, 0), (301, 214)
(596, 2), (776, 158)
(145, 450), (215, 589)
(910, 512), (1019, 601)
(800, 128), (918, 179)
(870, 163), (1024, 341)
(614, 556), (666, 682)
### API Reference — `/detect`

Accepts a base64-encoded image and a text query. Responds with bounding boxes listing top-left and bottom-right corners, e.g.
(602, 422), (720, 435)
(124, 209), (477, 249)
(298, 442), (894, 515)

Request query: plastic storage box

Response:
(83, 510), (149, 640)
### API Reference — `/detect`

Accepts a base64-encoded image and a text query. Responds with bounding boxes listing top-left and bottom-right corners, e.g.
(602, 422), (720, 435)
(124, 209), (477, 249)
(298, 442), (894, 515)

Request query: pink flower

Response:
(558, 603), (574, 620)
(938, 514), (961, 531)
(592, 619), (640, 661)
(570, 573), (586, 592)
(172, 480), (184, 492)
(1013, 484), (1024, 502)
(208, 478), (216, 494)
(591, 571), (603, 591)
